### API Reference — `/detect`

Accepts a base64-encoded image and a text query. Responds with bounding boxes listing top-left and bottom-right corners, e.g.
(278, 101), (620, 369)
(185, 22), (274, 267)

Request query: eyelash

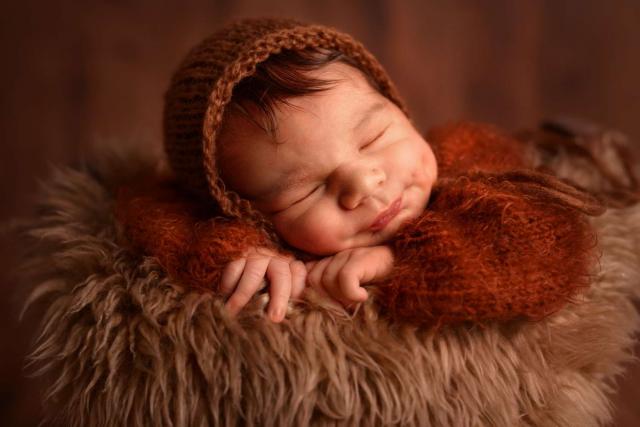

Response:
(271, 184), (321, 214)
(292, 184), (322, 205)
(361, 127), (388, 150)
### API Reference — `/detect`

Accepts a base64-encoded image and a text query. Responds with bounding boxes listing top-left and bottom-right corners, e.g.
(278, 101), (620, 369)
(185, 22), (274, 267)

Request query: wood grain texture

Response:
(1, 1), (638, 425)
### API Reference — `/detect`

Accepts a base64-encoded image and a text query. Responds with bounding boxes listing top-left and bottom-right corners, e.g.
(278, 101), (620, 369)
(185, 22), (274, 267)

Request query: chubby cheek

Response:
(274, 204), (349, 255)
(389, 140), (435, 216)
(404, 140), (435, 188)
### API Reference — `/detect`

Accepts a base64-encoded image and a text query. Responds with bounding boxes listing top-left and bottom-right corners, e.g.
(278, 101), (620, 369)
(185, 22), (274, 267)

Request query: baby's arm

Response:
(372, 170), (604, 326)
(114, 178), (305, 322)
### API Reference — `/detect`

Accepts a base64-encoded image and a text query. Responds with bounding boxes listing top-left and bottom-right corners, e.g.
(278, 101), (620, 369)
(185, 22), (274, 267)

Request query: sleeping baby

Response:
(115, 18), (605, 327)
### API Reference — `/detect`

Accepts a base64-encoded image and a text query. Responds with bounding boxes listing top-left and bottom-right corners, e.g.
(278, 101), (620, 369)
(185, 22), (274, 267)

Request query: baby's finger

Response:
(306, 257), (332, 289)
(338, 265), (369, 302)
(265, 258), (292, 322)
(321, 251), (352, 294)
(220, 258), (247, 295)
(225, 257), (270, 317)
(290, 260), (307, 299)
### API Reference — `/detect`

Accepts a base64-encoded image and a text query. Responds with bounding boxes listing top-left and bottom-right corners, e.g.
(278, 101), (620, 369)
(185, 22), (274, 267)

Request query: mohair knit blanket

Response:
(19, 128), (640, 426)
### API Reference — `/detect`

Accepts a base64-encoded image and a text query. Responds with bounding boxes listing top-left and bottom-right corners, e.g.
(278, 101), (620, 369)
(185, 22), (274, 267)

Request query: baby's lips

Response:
(369, 196), (403, 231)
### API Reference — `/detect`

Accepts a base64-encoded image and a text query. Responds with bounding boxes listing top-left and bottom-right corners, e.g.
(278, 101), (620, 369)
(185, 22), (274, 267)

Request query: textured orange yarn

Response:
(379, 171), (598, 325)
(114, 122), (604, 326)
(428, 121), (527, 175)
(115, 178), (275, 291)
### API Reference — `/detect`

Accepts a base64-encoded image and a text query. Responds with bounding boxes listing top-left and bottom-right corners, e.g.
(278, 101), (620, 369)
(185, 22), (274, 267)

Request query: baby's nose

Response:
(338, 166), (386, 210)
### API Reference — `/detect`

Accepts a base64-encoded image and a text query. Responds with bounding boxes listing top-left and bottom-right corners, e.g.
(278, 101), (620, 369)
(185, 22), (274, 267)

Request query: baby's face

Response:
(219, 62), (438, 255)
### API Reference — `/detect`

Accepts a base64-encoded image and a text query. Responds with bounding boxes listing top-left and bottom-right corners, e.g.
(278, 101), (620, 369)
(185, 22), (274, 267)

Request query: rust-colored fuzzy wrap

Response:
(163, 18), (407, 240)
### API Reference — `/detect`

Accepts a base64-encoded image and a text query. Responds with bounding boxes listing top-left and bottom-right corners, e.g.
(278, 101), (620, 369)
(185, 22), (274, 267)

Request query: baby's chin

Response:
(290, 240), (347, 257)
(279, 198), (428, 256)
(284, 234), (363, 256)
(286, 225), (400, 256)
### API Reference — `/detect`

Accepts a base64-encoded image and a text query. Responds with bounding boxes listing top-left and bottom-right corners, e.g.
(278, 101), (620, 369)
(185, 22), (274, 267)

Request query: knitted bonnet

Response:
(163, 18), (408, 240)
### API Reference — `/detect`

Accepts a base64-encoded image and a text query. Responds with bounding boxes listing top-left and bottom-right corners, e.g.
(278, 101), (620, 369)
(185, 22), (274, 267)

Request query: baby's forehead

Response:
(229, 63), (382, 124)
(217, 65), (398, 187)
(224, 89), (386, 148)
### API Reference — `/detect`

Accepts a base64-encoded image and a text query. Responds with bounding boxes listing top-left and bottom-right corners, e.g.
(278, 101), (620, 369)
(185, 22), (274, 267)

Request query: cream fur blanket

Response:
(19, 130), (640, 426)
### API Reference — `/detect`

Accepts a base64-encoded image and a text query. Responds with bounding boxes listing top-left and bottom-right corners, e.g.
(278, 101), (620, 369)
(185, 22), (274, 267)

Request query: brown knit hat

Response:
(163, 18), (408, 241)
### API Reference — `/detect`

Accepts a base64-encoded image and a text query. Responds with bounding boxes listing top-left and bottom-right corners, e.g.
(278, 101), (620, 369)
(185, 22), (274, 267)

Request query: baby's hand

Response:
(220, 246), (307, 322)
(305, 245), (394, 308)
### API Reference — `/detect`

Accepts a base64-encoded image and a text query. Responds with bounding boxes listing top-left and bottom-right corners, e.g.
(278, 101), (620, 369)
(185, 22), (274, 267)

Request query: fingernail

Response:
(270, 308), (283, 322)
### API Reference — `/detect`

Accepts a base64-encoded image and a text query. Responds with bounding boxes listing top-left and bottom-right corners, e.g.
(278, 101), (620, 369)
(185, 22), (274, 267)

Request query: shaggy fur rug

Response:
(18, 128), (640, 426)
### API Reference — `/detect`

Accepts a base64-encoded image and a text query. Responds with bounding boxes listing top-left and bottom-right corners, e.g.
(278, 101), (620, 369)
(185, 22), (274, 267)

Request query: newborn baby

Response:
(116, 18), (604, 327)
(216, 51), (438, 320)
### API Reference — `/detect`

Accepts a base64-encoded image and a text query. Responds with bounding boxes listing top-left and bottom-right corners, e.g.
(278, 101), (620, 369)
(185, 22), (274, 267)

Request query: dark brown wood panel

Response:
(2, 1), (638, 425)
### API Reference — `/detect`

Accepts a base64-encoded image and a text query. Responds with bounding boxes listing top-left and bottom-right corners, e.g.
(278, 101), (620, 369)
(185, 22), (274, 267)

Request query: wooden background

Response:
(1, 1), (639, 425)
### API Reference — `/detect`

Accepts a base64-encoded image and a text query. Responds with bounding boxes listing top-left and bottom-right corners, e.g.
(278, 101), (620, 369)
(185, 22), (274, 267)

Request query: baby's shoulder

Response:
(427, 121), (527, 176)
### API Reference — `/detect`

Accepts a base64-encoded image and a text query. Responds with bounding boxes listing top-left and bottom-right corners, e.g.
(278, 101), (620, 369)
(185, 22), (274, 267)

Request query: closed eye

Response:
(291, 184), (323, 205)
(269, 184), (323, 215)
(361, 126), (389, 150)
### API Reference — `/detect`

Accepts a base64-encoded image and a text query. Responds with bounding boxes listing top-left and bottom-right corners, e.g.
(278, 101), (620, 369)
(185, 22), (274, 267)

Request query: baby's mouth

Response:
(369, 196), (403, 232)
